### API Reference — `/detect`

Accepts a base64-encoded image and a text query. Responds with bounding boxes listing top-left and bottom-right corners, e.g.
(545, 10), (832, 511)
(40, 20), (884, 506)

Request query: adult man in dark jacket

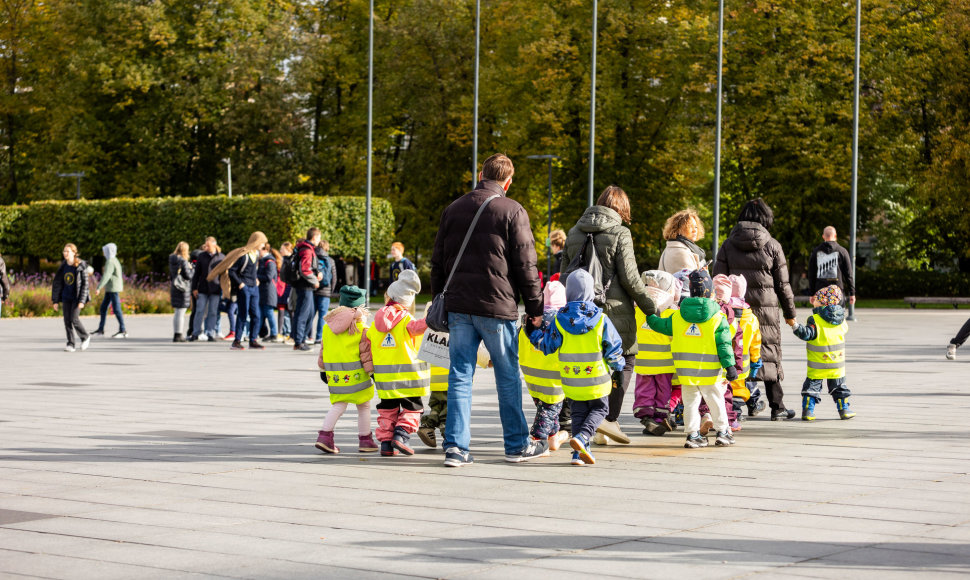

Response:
(807, 226), (856, 306)
(191, 237), (221, 341)
(431, 153), (543, 467)
(292, 228), (321, 351)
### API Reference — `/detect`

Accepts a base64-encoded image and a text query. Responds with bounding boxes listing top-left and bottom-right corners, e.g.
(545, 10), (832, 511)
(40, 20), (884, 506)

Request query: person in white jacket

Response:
(658, 209), (706, 273)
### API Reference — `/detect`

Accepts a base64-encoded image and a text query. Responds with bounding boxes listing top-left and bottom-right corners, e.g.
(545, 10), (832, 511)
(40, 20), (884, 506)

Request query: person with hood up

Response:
(207, 232), (268, 350)
(314, 285), (379, 454)
(93, 243), (127, 338)
(633, 270), (682, 436)
(530, 270), (625, 466)
(363, 270), (429, 457)
(517, 280), (569, 460)
(792, 285), (855, 421)
(646, 270), (737, 449)
(713, 198), (798, 421)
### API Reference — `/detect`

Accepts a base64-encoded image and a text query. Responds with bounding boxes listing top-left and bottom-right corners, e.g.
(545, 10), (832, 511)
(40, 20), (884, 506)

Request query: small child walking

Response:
(315, 285), (379, 454)
(724, 275), (764, 420)
(647, 270), (737, 448)
(793, 285), (855, 421)
(364, 270), (430, 456)
(633, 270), (682, 436)
(518, 281), (569, 459)
(418, 302), (449, 448)
(530, 271), (625, 465)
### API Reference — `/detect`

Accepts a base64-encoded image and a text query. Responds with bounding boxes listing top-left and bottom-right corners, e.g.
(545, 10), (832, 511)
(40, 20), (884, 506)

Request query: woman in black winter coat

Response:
(169, 241), (195, 342)
(51, 243), (92, 352)
(713, 198), (798, 420)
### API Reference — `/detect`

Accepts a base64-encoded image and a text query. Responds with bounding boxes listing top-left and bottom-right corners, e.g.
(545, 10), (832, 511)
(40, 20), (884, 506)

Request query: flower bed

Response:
(2, 271), (173, 317)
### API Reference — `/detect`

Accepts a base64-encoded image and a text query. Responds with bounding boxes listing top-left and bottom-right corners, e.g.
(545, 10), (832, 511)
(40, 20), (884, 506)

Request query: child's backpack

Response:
(319, 255), (333, 288)
(281, 254), (300, 285)
(562, 233), (612, 307)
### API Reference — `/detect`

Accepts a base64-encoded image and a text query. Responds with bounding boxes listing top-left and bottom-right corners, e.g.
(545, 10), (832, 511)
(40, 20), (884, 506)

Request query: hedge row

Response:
(0, 195), (395, 263)
(857, 268), (970, 299)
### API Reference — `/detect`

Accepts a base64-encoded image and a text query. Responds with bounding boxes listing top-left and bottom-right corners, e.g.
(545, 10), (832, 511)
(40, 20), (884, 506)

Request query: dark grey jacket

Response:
(52, 260), (91, 305)
(560, 205), (656, 355)
(807, 240), (855, 296)
(168, 255), (194, 309)
(713, 221), (797, 383)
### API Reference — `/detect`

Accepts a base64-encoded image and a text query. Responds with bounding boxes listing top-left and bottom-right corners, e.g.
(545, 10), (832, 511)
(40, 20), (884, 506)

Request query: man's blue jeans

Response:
(306, 295), (330, 342)
(192, 293), (219, 338)
(293, 287), (315, 345)
(96, 291), (126, 333)
(443, 312), (529, 455)
(235, 285), (260, 341)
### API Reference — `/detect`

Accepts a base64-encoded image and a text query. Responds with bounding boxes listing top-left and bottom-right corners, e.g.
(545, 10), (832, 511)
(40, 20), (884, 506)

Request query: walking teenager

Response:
(52, 244), (91, 352)
(93, 243), (127, 338)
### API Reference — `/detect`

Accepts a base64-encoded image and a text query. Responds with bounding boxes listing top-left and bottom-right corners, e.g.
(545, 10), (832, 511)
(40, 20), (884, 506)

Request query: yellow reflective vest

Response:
(806, 313), (847, 379)
(670, 311), (726, 388)
(366, 313), (430, 399)
(320, 321), (375, 405)
(518, 327), (564, 404)
(430, 364), (449, 392)
(556, 317), (612, 401)
(737, 307), (761, 381)
(635, 308), (676, 376)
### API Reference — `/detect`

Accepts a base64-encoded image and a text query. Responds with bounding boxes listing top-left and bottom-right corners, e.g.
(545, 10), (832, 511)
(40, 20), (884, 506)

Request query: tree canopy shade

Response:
(0, 0), (967, 270)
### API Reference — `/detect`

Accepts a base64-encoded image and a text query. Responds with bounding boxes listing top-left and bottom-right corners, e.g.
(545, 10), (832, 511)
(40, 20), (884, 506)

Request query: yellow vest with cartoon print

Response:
(366, 313), (430, 399)
(321, 321), (374, 405)
(518, 327), (564, 404)
(556, 317), (612, 401)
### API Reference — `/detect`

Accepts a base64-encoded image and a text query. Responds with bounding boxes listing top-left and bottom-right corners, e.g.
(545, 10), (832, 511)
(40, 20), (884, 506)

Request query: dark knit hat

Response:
(688, 269), (714, 298)
(339, 285), (366, 308)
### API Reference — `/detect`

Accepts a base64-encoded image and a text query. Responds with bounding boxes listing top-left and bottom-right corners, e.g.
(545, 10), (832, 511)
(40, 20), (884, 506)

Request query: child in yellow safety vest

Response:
(418, 302), (450, 449)
(792, 285), (855, 421)
(517, 281), (569, 459)
(724, 275), (765, 421)
(315, 285), (378, 454)
(713, 274), (744, 432)
(362, 270), (430, 456)
(529, 270), (625, 466)
(646, 270), (738, 448)
(633, 270), (682, 437)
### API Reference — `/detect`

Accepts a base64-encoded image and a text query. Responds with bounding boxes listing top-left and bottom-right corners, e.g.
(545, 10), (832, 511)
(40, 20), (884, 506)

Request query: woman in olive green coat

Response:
(94, 243), (127, 337)
(560, 186), (656, 444)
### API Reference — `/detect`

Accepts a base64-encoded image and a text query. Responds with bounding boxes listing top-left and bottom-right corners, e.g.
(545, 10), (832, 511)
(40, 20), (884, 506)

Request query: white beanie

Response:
(387, 270), (421, 307)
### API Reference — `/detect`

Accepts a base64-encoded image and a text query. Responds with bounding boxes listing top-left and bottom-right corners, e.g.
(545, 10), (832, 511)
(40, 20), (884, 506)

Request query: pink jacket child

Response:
(362, 270), (429, 457)
(315, 285), (378, 454)
(713, 274), (744, 431)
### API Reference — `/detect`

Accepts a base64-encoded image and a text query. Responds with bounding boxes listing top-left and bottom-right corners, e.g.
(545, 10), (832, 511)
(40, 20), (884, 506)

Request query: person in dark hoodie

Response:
(792, 285), (855, 421)
(713, 198), (798, 421)
(530, 270), (626, 466)
(807, 226), (855, 305)
(646, 270), (737, 449)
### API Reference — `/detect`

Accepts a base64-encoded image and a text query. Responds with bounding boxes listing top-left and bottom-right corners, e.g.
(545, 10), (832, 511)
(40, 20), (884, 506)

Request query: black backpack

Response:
(281, 253), (300, 285)
(562, 232), (612, 307)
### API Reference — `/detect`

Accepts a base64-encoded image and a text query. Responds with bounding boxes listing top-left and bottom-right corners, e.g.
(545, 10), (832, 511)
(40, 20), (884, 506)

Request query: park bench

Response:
(904, 296), (970, 309)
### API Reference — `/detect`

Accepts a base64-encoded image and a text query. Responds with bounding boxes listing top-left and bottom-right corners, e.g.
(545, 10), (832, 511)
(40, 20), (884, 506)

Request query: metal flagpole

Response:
(588, 0), (597, 207)
(712, 0), (724, 262)
(848, 0), (861, 321)
(365, 0), (374, 300)
(472, 0), (480, 185)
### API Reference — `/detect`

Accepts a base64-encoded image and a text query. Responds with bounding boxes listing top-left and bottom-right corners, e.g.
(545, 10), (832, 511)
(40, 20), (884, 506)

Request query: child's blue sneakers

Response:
(570, 451), (584, 466)
(802, 395), (816, 421)
(836, 398), (856, 420)
(569, 436), (595, 465)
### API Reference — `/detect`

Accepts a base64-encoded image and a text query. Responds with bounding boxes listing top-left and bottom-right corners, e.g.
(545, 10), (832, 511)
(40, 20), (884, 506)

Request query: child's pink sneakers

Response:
(315, 430), (339, 454)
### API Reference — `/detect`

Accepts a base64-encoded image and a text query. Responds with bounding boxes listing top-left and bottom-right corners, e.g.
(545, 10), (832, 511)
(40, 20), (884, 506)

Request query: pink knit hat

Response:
(728, 274), (749, 308)
(543, 281), (566, 310)
(713, 274), (733, 303)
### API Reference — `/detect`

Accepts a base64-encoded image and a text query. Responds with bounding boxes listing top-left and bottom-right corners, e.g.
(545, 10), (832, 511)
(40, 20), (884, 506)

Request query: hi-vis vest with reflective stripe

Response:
(518, 327), (564, 404)
(320, 321), (374, 405)
(430, 364), (449, 392)
(737, 308), (759, 381)
(806, 313), (847, 379)
(635, 308), (676, 376)
(366, 313), (430, 399)
(556, 317), (612, 401)
(670, 311), (726, 387)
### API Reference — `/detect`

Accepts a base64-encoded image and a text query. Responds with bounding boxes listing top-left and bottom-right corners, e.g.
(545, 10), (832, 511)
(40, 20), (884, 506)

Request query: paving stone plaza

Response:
(2, 309), (969, 579)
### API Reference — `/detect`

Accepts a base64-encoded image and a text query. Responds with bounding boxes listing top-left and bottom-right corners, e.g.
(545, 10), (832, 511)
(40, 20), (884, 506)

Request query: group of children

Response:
(313, 262), (855, 465)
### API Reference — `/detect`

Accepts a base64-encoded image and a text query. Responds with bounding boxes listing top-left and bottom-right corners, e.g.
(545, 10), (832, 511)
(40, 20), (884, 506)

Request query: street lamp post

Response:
(57, 172), (85, 200)
(221, 158), (232, 198)
(527, 154), (560, 278)
(365, 0), (374, 299)
(472, 0), (480, 185)
(712, 0), (725, 262)
(588, 0), (598, 207)
(848, 0), (862, 322)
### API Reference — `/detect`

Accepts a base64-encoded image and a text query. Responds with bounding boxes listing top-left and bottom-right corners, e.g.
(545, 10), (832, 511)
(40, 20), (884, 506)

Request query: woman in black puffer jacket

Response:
(169, 241), (195, 342)
(713, 198), (798, 420)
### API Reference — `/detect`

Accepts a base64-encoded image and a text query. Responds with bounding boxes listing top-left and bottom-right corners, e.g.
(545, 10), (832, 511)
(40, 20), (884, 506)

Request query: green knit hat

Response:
(339, 285), (366, 308)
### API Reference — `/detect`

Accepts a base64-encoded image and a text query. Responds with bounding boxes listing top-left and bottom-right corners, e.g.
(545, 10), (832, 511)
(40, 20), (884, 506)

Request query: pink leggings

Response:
(321, 401), (372, 435)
